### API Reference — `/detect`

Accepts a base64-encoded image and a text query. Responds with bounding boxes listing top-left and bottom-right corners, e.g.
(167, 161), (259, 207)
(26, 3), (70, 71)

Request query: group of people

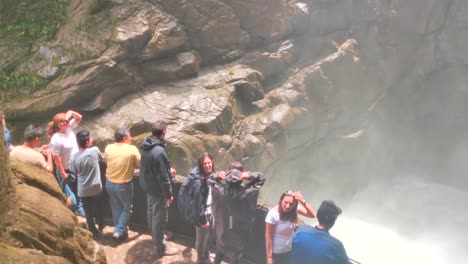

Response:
(180, 154), (350, 264)
(266, 193), (350, 264)
(3, 109), (350, 264)
(5, 110), (141, 241)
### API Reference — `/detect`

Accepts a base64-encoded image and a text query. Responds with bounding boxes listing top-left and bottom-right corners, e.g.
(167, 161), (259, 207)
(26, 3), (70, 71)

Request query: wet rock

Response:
(111, 2), (187, 60)
(227, 0), (306, 41)
(156, 0), (251, 62)
(139, 50), (201, 84)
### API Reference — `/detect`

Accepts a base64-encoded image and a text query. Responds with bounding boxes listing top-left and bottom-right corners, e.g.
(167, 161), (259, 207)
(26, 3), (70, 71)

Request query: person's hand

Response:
(39, 144), (48, 152)
(267, 256), (273, 264)
(167, 195), (174, 205)
(170, 167), (176, 177)
(241, 171), (250, 180)
(65, 110), (73, 120)
(202, 220), (210, 229)
(293, 191), (306, 203)
(38, 144), (48, 155)
(62, 171), (68, 181)
(217, 171), (226, 180)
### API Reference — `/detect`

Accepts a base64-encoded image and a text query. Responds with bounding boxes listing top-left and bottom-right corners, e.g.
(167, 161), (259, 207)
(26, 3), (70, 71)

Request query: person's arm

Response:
(133, 147), (141, 169)
(45, 148), (53, 173)
(294, 191), (316, 218)
(246, 171), (266, 187)
(53, 155), (68, 180)
(158, 151), (173, 201)
(265, 222), (275, 264)
(65, 110), (82, 125)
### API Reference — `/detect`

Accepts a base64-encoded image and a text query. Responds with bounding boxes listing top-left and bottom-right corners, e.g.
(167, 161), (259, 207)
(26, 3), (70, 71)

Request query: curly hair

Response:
(47, 113), (66, 139)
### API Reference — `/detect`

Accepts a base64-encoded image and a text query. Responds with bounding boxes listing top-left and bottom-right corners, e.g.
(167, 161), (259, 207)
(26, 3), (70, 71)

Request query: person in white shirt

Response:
(47, 110), (84, 216)
(265, 190), (316, 264)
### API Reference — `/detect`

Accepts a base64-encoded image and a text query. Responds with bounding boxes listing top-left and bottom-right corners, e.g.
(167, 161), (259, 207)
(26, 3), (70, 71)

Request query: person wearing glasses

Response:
(48, 110), (85, 216)
(265, 190), (316, 264)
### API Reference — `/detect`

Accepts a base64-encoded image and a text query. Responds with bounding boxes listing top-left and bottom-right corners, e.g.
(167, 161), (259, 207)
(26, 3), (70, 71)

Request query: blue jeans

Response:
(56, 169), (85, 216)
(106, 179), (133, 236)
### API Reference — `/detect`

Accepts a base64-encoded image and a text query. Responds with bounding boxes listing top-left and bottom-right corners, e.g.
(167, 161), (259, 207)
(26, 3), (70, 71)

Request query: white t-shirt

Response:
(51, 119), (78, 170)
(265, 205), (296, 254)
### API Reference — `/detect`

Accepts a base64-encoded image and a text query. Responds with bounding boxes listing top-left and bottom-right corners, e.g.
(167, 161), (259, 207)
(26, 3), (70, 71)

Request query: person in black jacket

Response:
(192, 153), (215, 264)
(210, 162), (266, 264)
(139, 120), (178, 257)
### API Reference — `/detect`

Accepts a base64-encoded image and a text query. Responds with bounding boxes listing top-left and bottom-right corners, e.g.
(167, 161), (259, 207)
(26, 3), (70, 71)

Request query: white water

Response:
(300, 180), (468, 264)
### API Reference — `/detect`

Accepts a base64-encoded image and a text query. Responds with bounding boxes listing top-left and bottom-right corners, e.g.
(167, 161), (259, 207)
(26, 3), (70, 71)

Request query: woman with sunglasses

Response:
(265, 190), (316, 264)
(48, 110), (84, 215)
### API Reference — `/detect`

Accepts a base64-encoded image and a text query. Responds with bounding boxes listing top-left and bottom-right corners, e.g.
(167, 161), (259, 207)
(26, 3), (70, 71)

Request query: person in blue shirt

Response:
(292, 200), (350, 264)
(1, 111), (12, 152)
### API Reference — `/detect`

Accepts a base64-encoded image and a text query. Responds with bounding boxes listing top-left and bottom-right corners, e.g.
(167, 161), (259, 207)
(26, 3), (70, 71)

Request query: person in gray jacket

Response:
(139, 120), (178, 257)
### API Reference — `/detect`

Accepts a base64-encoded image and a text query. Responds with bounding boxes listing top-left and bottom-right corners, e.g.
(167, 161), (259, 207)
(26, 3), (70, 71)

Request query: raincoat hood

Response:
(140, 136), (166, 151)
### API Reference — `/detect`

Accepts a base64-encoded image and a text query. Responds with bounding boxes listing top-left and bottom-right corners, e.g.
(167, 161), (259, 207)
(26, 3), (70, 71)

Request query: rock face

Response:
(0, 130), (106, 264)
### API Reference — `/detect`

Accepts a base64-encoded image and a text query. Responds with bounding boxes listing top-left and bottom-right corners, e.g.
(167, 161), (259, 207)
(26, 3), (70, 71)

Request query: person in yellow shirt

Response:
(104, 128), (141, 241)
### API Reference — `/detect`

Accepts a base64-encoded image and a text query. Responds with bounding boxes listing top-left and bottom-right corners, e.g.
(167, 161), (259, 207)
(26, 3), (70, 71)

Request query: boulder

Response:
(111, 2), (187, 60)
(156, 0), (251, 62)
(139, 50), (201, 84)
(0, 159), (107, 263)
(227, 0), (307, 41)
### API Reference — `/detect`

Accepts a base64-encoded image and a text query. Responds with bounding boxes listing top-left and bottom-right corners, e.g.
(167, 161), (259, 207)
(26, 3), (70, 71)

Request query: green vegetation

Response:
(0, 70), (47, 102)
(0, 0), (70, 43)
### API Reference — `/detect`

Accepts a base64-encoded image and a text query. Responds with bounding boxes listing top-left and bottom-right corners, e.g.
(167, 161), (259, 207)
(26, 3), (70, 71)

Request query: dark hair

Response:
(198, 152), (214, 177)
(317, 200), (341, 229)
(228, 161), (243, 171)
(114, 128), (130, 142)
(278, 191), (299, 223)
(152, 120), (167, 138)
(76, 130), (90, 148)
(24, 125), (44, 142)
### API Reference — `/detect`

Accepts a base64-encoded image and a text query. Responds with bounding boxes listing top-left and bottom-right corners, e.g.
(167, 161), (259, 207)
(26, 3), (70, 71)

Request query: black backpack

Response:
(177, 175), (205, 226)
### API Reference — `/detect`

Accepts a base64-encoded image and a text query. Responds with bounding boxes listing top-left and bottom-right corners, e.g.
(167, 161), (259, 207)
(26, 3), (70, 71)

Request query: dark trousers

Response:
(195, 215), (214, 260)
(213, 250), (241, 264)
(81, 192), (104, 236)
(273, 251), (292, 264)
(146, 193), (168, 254)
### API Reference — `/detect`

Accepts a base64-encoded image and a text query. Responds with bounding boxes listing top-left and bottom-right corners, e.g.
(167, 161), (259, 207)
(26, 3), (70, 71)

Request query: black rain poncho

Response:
(209, 169), (266, 260)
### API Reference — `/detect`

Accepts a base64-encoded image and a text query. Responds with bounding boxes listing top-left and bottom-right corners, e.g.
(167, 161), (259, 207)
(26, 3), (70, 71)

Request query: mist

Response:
(259, 71), (468, 264)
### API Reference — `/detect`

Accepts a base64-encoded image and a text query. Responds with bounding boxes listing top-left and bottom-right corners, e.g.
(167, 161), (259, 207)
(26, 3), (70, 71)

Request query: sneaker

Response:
(112, 232), (128, 242)
(162, 247), (178, 256)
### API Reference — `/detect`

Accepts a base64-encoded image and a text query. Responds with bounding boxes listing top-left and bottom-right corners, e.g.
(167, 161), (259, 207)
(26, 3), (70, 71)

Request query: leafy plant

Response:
(0, 0), (70, 43)
(0, 70), (47, 102)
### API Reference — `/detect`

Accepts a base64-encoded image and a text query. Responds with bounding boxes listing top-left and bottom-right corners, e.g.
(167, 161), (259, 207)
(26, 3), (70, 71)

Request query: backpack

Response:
(177, 175), (205, 226)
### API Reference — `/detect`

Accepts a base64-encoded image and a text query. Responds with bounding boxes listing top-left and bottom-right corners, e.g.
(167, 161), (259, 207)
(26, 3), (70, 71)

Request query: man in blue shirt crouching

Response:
(292, 200), (350, 264)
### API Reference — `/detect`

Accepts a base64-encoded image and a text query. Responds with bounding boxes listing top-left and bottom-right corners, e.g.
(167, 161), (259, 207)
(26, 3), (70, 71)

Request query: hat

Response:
(317, 200), (342, 224)
(226, 169), (242, 183)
